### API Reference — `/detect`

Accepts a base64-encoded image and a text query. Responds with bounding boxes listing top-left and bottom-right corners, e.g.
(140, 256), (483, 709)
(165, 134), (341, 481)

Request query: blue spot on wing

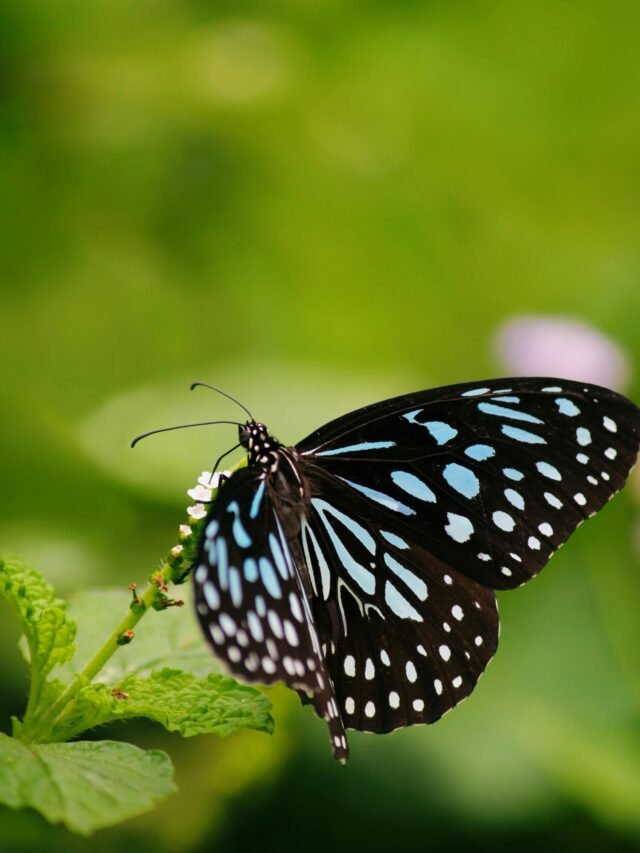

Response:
(258, 557), (282, 598)
(243, 557), (259, 582)
(555, 398), (581, 417)
(464, 443), (496, 461)
(443, 463), (480, 499)
(390, 470), (437, 502)
(536, 461), (562, 480)
(503, 467), (525, 481)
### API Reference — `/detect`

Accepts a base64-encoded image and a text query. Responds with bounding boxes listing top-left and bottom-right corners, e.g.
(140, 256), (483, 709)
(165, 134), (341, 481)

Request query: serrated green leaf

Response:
(54, 669), (273, 741)
(0, 556), (76, 686)
(117, 669), (274, 737)
(0, 733), (176, 835)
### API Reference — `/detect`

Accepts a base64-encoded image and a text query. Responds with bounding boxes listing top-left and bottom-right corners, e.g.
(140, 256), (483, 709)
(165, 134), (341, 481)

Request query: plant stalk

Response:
(21, 574), (168, 743)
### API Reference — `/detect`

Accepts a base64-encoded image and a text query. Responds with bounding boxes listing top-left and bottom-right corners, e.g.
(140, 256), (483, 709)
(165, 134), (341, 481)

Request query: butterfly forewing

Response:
(192, 467), (348, 760)
(299, 379), (640, 591)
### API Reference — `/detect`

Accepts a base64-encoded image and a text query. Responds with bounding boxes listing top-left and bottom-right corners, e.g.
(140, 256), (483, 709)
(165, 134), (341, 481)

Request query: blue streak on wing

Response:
(478, 402), (543, 424)
(501, 425), (546, 444)
(250, 480), (266, 519)
(269, 531), (290, 580)
(384, 553), (428, 600)
(312, 498), (376, 595)
(384, 581), (423, 621)
(315, 441), (396, 457)
(338, 477), (416, 516)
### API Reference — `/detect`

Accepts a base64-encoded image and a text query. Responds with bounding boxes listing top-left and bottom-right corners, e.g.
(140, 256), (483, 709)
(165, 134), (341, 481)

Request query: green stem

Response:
(22, 575), (167, 743)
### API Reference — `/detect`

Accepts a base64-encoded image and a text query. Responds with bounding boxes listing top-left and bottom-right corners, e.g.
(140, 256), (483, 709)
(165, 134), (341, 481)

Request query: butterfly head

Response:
(239, 421), (282, 470)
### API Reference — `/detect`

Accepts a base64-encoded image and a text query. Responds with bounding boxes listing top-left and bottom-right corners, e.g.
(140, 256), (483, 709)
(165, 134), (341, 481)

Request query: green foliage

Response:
(0, 557), (76, 697)
(56, 671), (273, 742)
(0, 735), (176, 835)
(0, 557), (273, 835)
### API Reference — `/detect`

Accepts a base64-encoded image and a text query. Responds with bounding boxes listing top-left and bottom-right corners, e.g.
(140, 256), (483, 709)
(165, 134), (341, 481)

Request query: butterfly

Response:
(186, 378), (640, 763)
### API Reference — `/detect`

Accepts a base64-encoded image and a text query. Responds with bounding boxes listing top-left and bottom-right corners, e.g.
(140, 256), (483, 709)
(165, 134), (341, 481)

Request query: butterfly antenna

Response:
(190, 382), (255, 421)
(207, 441), (242, 485)
(131, 420), (243, 448)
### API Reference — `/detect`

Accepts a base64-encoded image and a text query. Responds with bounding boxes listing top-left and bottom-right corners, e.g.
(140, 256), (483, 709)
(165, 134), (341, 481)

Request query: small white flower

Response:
(198, 471), (214, 487)
(179, 524), (192, 538)
(170, 544), (184, 558)
(187, 503), (207, 520)
(188, 484), (213, 502)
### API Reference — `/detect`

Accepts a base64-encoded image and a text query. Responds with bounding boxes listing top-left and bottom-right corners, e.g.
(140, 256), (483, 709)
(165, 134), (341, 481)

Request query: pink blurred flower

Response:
(494, 315), (632, 391)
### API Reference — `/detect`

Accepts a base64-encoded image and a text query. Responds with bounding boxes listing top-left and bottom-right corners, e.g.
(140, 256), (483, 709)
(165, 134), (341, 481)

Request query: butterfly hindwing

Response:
(299, 470), (499, 732)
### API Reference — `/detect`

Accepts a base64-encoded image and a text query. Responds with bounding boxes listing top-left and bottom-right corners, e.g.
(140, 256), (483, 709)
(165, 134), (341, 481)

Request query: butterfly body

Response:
(192, 378), (640, 762)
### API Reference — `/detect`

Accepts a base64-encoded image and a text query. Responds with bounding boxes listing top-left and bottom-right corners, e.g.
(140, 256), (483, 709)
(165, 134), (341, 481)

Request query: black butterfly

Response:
(187, 378), (640, 763)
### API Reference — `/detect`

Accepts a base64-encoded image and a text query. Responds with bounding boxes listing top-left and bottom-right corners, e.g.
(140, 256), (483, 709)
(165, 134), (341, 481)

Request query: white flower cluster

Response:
(185, 470), (231, 521)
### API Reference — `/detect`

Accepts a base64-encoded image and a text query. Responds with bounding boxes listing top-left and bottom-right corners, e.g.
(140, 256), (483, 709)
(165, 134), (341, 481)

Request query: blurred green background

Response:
(2, 0), (640, 850)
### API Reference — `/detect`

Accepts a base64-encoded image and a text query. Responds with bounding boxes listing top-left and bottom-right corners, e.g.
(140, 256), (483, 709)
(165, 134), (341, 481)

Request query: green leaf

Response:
(0, 733), (176, 835)
(54, 669), (274, 741)
(0, 556), (75, 697)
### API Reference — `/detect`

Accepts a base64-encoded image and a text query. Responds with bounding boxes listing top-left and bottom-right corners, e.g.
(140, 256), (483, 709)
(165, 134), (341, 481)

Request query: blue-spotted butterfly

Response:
(179, 378), (639, 762)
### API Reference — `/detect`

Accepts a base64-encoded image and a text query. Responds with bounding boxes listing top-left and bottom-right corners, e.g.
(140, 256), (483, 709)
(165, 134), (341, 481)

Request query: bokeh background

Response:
(2, 1), (640, 850)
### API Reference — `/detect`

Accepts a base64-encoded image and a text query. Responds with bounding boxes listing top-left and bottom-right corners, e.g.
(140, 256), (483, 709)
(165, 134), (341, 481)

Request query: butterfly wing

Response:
(299, 470), (499, 731)
(295, 377), (640, 732)
(192, 466), (348, 760)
